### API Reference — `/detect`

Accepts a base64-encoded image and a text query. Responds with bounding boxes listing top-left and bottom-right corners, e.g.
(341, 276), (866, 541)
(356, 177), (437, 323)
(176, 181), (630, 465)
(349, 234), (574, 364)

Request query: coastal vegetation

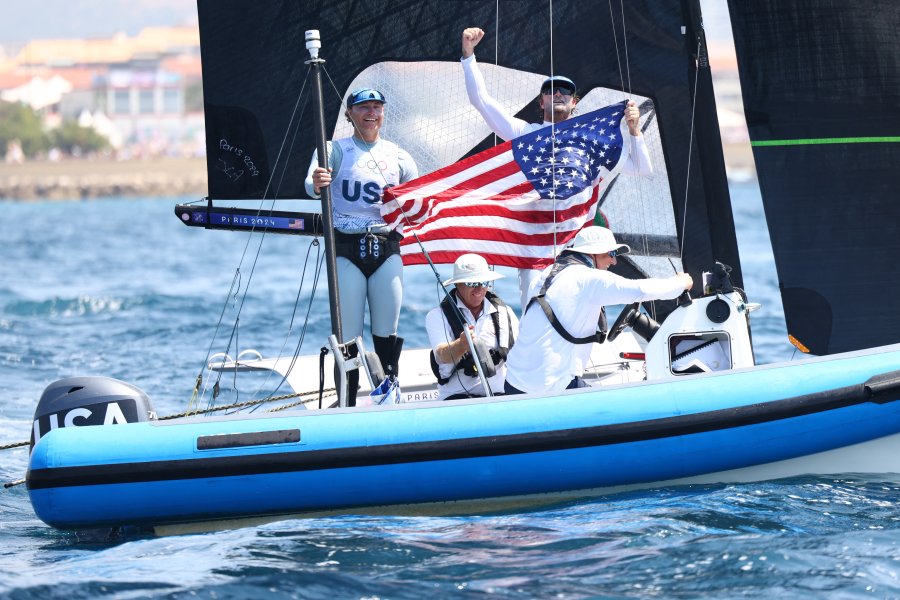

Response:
(0, 100), (109, 159)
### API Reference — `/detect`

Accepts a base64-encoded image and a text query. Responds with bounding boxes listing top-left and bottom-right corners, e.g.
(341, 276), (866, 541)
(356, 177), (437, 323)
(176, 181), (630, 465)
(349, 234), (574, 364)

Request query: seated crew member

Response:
(460, 27), (653, 310)
(426, 254), (519, 400)
(305, 88), (419, 404)
(504, 226), (692, 395)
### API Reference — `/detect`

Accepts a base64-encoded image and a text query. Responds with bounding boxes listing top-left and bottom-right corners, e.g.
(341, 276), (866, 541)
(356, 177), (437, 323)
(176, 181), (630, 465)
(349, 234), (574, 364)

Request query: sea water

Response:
(1, 181), (898, 598)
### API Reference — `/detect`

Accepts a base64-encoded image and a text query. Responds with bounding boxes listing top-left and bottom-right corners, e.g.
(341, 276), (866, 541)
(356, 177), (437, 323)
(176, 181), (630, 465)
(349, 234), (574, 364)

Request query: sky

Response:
(0, 0), (198, 44)
(1, 1), (732, 44)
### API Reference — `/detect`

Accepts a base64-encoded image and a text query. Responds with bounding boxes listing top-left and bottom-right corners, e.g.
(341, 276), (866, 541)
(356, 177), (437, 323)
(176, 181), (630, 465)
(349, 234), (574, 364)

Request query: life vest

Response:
(429, 289), (515, 385)
(525, 251), (608, 344)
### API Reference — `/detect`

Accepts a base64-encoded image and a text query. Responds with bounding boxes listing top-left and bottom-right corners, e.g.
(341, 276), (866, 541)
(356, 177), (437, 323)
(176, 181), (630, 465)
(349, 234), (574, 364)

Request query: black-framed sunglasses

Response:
(462, 281), (491, 288)
(608, 250), (618, 259)
(541, 87), (574, 96)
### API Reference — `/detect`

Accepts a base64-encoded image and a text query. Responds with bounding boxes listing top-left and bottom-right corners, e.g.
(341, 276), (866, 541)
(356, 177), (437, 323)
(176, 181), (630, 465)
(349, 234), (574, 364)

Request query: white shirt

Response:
(504, 261), (685, 395)
(426, 293), (519, 399)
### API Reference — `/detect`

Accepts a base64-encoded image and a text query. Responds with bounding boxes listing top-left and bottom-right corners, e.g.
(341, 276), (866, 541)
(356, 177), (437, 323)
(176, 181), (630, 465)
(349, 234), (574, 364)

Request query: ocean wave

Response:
(5, 296), (127, 318)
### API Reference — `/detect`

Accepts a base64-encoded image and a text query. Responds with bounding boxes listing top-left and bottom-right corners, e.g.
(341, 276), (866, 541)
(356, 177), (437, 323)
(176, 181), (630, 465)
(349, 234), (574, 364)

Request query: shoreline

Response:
(0, 157), (208, 200)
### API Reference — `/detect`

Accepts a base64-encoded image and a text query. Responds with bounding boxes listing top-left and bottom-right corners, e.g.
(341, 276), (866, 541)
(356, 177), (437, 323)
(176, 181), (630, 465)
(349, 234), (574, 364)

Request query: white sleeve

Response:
(461, 55), (529, 142)
(620, 135), (653, 175)
(591, 271), (686, 306)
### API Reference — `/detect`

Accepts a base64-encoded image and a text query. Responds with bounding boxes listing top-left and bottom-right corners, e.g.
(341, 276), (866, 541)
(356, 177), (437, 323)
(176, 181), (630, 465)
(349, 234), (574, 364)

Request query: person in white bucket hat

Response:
(425, 254), (519, 400)
(503, 226), (692, 396)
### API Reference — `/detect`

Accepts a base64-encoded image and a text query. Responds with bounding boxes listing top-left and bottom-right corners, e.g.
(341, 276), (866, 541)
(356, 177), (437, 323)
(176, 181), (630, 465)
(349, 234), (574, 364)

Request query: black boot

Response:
(389, 335), (404, 380)
(373, 335), (404, 381)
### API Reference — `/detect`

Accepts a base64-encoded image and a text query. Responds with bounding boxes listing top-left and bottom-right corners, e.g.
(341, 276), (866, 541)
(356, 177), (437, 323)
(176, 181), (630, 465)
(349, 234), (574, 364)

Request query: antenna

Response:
(304, 29), (321, 60)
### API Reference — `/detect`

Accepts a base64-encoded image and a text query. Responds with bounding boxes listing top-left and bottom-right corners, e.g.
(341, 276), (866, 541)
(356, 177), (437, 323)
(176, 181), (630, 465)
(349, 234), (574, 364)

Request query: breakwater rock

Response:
(0, 158), (208, 200)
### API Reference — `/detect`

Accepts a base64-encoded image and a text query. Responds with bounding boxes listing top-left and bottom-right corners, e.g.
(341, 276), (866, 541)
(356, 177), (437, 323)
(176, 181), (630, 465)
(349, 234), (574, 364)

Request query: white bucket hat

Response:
(443, 253), (505, 286)
(564, 226), (631, 256)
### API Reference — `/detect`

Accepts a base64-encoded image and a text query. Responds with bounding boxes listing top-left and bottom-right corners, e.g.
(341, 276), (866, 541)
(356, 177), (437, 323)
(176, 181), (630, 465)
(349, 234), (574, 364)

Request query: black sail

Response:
(196, 0), (741, 293)
(727, 0), (900, 355)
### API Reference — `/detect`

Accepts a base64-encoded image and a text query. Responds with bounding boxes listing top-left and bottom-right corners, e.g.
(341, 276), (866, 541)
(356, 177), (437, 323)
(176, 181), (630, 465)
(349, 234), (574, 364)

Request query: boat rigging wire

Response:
(548, 0), (559, 256)
(613, 0), (650, 271)
(247, 247), (327, 411)
(192, 71), (323, 411)
(618, 0), (632, 96)
(679, 35), (702, 264)
(262, 69), (312, 201)
(602, 0), (656, 320)
(493, 0), (500, 149)
(607, 0), (626, 95)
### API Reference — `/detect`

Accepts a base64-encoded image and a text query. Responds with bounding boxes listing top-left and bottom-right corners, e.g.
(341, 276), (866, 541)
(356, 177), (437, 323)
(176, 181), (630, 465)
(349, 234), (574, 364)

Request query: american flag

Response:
(381, 101), (629, 269)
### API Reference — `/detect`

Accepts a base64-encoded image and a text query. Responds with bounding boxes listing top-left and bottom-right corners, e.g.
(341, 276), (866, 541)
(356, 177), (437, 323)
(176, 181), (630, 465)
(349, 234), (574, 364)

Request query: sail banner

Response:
(197, 0), (743, 290)
(728, 0), (900, 354)
(381, 102), (629, 268)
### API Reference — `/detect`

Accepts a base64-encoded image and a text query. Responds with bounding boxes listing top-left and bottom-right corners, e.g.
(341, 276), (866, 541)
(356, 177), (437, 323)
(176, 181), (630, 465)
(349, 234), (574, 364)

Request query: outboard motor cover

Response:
(31, 376), (156, 450)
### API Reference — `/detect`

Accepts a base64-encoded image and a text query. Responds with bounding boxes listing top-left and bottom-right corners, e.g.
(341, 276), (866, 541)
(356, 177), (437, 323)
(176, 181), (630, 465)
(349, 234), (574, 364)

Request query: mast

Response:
(305, 30), (343, 344)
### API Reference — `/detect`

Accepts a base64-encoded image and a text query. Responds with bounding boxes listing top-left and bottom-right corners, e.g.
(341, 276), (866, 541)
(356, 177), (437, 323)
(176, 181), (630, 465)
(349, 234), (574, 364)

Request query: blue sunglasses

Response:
(608, 250), (618, 258)
(347, 88), (386, 108)
(463, 281), (491, 288)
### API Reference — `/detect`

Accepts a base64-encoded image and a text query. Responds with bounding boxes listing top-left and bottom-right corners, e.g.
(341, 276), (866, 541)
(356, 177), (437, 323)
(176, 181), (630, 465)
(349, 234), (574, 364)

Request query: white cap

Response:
(564, 226), (631, 256)
(443, 253), (505, 286)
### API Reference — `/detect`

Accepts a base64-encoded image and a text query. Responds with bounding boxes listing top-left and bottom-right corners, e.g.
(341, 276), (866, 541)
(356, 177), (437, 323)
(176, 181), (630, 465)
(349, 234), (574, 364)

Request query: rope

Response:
(0, 387), (339, 491)
(0, 440), (28, 451)
(158, 387), (337, 420)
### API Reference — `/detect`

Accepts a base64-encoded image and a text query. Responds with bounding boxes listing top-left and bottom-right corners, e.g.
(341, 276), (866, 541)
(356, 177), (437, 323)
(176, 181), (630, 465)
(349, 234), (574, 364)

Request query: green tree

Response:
(50, 120), (110, 155)
(0, 101), (49, 157)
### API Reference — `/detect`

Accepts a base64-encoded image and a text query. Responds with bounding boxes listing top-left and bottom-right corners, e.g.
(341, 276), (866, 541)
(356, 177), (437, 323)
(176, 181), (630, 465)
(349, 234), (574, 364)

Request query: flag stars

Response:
(511, 101), (627, 200)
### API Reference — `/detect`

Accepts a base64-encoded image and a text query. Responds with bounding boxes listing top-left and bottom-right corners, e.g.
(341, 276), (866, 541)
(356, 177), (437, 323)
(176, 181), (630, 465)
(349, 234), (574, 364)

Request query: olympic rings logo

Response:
(356, 158), (388, 173)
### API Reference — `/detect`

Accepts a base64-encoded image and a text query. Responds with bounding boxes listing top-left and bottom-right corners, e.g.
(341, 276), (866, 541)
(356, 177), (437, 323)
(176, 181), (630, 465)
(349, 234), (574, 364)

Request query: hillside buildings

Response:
(0, 26), (204, 160)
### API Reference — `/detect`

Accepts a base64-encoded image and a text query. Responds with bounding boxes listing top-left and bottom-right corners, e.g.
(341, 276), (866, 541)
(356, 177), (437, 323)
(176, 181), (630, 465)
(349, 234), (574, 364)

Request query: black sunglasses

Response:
(541, 86), (575, 96)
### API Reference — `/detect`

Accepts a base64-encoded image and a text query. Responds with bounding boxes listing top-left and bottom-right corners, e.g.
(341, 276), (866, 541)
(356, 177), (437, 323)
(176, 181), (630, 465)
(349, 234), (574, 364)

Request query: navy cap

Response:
(540, 76), (576, 95)
(346, 88), (386, 108)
